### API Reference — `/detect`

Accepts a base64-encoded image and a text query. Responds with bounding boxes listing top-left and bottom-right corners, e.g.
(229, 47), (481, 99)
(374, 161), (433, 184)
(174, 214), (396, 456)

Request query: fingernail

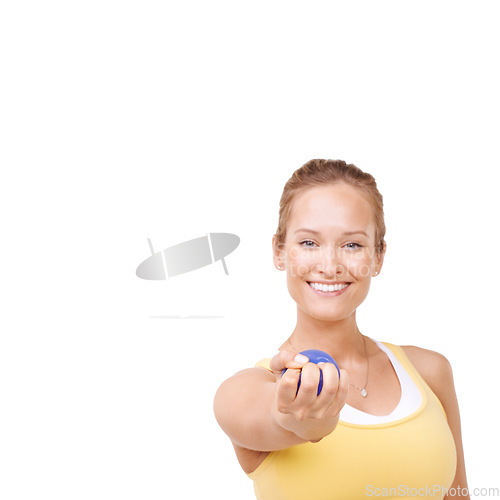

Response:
(294, 354), (309, 364)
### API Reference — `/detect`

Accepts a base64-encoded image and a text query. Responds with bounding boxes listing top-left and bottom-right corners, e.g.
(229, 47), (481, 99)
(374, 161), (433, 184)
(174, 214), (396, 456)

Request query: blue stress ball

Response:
(281, 349), (340, 396)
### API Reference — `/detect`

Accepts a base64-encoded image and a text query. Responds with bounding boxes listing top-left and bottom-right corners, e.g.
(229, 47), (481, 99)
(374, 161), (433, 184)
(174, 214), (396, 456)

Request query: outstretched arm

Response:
(213, 350), (349, 452)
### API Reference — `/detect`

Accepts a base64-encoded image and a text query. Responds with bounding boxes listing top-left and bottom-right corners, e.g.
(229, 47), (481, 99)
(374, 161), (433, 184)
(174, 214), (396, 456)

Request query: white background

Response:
(1, 1), (499, 499)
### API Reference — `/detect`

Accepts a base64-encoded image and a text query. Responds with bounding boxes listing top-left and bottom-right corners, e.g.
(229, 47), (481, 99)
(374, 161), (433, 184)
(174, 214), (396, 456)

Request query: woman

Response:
(214, 159), (469, 499)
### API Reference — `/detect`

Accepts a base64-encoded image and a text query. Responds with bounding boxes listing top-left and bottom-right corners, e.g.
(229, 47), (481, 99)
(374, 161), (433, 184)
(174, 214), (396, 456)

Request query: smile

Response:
(307, 282), (350, 294)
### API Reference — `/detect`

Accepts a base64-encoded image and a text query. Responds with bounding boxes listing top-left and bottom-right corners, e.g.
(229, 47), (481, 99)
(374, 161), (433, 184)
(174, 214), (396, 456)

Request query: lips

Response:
(307, 281), (351, 296)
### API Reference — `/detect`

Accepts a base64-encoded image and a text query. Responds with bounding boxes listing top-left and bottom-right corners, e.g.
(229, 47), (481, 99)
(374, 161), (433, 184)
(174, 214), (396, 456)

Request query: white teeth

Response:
(309, 282), (349, 292)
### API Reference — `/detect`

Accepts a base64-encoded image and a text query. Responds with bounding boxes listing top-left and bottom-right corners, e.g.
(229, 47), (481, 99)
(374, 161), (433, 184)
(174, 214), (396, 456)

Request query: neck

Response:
(284, 308), (367, 365)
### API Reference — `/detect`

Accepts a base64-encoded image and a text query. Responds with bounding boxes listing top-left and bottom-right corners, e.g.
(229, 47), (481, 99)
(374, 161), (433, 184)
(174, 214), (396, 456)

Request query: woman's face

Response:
(273, 182), (385, 323)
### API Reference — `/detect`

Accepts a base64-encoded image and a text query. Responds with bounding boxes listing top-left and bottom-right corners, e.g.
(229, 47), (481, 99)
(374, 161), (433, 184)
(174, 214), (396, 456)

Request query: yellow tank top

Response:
(247, 342), (457, 500)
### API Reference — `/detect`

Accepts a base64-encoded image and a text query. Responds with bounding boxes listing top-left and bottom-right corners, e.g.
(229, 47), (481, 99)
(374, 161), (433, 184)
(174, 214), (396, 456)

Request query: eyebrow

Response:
(293, 228), (369, 237)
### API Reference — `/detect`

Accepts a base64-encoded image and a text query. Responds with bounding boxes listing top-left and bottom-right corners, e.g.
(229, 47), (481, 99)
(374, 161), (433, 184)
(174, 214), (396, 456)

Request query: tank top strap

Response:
(254, 358), (273, 372)
(379, 342), (447, 418)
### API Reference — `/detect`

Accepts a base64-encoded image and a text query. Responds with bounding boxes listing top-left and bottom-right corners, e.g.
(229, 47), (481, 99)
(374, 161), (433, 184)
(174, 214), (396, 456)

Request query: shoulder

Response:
(399, 344), (455, 406)
(400, 344), (452, 379)
(215, 365), (275, 399)
(215, 358), (274, 399)
(214, 367), (275, 424)
(213, 365), (279, 454)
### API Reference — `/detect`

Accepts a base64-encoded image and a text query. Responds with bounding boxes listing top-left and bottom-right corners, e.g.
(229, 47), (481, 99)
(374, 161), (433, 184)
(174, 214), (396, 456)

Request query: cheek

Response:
(286, 248), (317, 276)
(345, 252), (374, 279)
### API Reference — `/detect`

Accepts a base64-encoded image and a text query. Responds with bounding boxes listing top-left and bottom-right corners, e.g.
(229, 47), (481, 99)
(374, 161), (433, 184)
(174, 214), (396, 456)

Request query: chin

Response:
(299, 303), (351, 323)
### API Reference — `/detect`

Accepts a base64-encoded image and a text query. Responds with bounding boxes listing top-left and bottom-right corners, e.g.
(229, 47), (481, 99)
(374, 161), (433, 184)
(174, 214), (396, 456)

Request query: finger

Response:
(293, 362), (321, 406)
(327, 368), (350, 417)
(270, 350), (309, 377)
(316, 362), (340, 403)
(275, 368), (301, 411)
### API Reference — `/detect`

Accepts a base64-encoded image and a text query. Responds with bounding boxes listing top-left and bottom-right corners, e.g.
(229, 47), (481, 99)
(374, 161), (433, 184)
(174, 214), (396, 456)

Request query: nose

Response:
(316, 245), (344, 277)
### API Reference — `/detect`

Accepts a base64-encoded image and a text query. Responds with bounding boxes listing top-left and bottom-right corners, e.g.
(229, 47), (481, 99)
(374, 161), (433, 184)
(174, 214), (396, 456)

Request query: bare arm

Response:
(403, 346), (469, 499)
(213, 351), (349, 452)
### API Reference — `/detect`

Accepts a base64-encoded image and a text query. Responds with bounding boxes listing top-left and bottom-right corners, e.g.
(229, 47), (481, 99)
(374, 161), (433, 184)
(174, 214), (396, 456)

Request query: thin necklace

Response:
(350, 334), (369, 398)
(284, 334), (370, 398)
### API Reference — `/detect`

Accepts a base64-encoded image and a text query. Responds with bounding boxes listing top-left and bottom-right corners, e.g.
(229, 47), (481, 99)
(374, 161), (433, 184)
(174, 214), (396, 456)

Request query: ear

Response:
(272, 235), (285, 270)
(373, 240), (387, 276)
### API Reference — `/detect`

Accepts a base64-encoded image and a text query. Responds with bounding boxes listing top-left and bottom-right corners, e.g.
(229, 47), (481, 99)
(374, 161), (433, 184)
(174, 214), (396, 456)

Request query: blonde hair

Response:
(275, 159), (386, 253)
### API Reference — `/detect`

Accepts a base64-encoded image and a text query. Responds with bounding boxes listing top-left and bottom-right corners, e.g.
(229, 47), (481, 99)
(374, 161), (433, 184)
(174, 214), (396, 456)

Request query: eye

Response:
(300, 240), (317, 248)
(345, 242), (363, 250)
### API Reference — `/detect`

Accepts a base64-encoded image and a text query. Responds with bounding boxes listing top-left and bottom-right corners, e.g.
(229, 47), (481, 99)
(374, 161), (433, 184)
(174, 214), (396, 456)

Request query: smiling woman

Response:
(213, 159), (469, 500)
(273, 181), (384, 326)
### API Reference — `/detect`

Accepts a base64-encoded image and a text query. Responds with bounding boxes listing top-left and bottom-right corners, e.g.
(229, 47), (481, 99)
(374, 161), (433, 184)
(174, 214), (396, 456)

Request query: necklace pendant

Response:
(360, 388), (367, 398)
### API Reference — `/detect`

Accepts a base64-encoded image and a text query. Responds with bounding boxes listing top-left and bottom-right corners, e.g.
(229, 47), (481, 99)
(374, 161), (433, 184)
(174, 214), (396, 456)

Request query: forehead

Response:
(287, 183), (375, 234)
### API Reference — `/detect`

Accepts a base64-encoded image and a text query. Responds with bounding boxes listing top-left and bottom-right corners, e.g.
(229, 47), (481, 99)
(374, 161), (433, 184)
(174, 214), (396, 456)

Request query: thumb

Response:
(270, 350), (309, 377)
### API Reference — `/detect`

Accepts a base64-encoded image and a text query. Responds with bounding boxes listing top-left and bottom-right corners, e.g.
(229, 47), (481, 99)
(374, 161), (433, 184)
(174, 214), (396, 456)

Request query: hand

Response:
(269, 350), (349, 442)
